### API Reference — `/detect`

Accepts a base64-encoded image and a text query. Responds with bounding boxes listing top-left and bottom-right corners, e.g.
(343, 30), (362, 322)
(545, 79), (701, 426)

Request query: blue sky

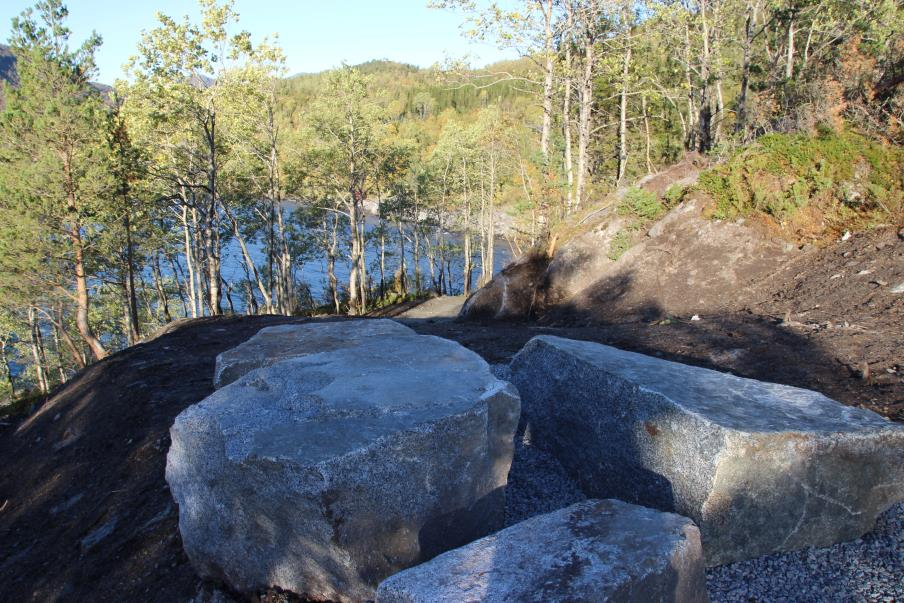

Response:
(0, 0), (518, 83)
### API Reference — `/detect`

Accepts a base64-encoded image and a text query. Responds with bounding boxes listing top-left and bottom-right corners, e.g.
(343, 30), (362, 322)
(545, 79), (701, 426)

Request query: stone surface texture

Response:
(212, 319), (415, 388)
(510, 335), (904, 566)
(167, 321), (520, 602)
(376, 498), (710, 603)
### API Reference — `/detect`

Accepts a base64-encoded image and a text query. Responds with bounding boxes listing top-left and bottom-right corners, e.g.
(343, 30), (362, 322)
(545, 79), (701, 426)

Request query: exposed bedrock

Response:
(167, 321), (520, 602)
(376, 498), (709, 603)
(510, 335), (904, 565)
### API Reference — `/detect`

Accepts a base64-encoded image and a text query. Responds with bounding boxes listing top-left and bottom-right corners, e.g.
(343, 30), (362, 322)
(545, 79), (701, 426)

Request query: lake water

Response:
(217, 212), (513, 311)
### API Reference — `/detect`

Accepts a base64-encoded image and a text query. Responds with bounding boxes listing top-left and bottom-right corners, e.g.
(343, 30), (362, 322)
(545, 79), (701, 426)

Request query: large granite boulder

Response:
(213, 319), (414, 388)
(510, 336), (904, 565)
(376, 498), (709, 603)
(167, 321), (521, 602)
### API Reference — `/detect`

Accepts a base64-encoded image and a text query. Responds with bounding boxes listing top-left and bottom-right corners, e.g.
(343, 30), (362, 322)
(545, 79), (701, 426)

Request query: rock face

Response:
(510, 336), (904, 565)
(213, 319), (414, 388)
(167, 321), (521, 602)
(376, 499), (709, 603)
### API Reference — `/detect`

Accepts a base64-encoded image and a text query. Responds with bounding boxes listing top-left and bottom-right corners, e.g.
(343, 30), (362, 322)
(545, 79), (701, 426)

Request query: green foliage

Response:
(663, 184), (687, 207)
(608, 230), (632, 261)
(618, 187), (665, 221)
(698, 131), (904, 221)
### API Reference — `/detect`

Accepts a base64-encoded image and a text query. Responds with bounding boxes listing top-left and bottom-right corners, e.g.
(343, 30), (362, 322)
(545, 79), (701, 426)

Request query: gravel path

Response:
(495, 359), (904, 602)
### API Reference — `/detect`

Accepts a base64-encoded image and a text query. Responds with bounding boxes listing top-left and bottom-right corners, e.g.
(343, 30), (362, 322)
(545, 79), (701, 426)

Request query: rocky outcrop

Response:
(167, 321), (520, 602)
(376, 499), (709, 603)
(510, 335), (904, 565)
(459, 193), (797, 323)
(213, 319), (414, 388)
(459, 254), (549, 321)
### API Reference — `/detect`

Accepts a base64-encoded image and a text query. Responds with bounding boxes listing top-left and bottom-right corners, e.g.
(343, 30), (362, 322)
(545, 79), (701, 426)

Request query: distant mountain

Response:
(0, 44), (17, 86)
(0, 43), (110, 94)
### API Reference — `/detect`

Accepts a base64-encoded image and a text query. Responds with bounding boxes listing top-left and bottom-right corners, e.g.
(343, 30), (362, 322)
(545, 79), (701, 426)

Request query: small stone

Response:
(81, 517), (117, 553)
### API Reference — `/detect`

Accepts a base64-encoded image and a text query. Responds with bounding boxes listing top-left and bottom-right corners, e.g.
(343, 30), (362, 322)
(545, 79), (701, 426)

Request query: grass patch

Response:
(608, 231), (632, 261)
(697, 130), (904, 227)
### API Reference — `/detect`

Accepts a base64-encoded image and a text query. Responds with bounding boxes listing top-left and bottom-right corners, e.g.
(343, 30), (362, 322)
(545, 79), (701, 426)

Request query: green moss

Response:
(697, 130), (904, 223)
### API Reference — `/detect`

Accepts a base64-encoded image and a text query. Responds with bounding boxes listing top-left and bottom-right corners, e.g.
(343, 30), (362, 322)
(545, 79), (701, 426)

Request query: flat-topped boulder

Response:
(376, 499), (709, 603)
(213, 319), (416, 388)
(510, 336), (904, 565)
(167, 321), (520, 602)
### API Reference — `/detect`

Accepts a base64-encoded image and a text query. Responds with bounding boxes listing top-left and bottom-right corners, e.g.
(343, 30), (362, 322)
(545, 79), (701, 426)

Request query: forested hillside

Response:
(0, 0), (901, 411)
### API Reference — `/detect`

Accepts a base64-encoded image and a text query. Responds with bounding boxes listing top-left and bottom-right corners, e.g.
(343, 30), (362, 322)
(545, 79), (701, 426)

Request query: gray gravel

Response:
(497, 356), (904, 602)
(705, 500), (904, 602)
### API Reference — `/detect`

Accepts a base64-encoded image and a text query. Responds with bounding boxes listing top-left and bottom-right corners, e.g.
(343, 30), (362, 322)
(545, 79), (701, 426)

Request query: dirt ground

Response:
(0, 315), (305, 603)
(0, 228), (900, 602)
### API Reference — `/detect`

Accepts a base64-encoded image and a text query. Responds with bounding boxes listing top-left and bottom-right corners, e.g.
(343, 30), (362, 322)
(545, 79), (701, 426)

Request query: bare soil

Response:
(0, 227), (900, 602)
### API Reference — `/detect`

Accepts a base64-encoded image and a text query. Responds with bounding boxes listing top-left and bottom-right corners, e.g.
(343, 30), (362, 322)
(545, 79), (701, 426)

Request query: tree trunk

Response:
(485, 157), (496, 286)
(53, 305), (86, 369)
(275, 204), (293, 314)
(347, 198), (362, 315)
(72, 229), (107, 360)
(181, 204), (199, 318)
(576, 29), (594, 210)
(642, 94), (653, 174)
(540, 0), (554, 165)
(785, 10), (795, 80)
(698, 0), (714, 152)
(379, 223), (386, 299)
(224, 203), (272, 312)
(328, 212), (340, 314)
(50, 320), (67, 384)
(413, 209), (422, 293)
(563, 25), (575, 214)
(205, 112), (223, 316)
(462, 158), (473, 296)
(397, 220), (407, 295)
(167, 253), (190, 318)
(151, 253), (172, 323)
(123, 210), (140, 344)
(28, 307), (48, 394)
(684, 20), (698, 149)
(736, 0), (758, 135)
(617, 18), (632, 186)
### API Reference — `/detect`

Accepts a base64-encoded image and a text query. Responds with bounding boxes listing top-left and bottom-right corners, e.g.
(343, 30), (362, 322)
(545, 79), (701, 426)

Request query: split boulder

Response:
(167, 321), (520, 602)
(376, 498), (709, 603)
(510, 335), (904, 565)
